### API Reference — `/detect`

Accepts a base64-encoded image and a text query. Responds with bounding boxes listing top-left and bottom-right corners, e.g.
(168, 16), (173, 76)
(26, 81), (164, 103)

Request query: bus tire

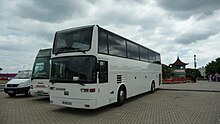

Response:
(150, 82), (155, 93)
(8, 93), (16, 97)
(116, 86), (126, 106)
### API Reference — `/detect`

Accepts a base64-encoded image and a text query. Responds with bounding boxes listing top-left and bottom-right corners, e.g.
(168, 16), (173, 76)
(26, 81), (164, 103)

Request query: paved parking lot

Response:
(159, 80), (220, 92)
(0, 81), (220, 124)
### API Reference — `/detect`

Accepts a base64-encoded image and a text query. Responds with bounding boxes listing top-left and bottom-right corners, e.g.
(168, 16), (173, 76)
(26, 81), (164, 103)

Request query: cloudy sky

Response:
(0, 0), (220, 73)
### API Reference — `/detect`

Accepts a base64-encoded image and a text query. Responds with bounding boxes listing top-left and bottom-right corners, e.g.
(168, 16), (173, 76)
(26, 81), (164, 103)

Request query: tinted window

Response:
(14, 70), (32, 79)
(53, 27), (93, 54)
(108, 34), (126, 57)
(37, 49), (51, 57)
(99, 61), (108, 83)
(140, 47), (149, 62)
(127, 41), (139, 60)
(32, 57), (50, 79)
(51, 56), (97, 83)
(98, 29), (108, 54)
(149, 50), (156, 63)
(155, 53), (161, 64)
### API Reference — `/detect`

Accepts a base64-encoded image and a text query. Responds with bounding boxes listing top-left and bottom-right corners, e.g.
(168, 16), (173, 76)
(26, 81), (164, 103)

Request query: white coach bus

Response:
(49, 25), (161, 109)
(30, 48), (51, 96)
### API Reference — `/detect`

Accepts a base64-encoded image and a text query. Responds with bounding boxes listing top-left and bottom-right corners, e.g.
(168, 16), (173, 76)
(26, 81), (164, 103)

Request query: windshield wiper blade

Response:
(78, 81), (85, 86)
(74, 48), (86, 53)
(55, 47), (73, 55)
(50, 78), (58, 85)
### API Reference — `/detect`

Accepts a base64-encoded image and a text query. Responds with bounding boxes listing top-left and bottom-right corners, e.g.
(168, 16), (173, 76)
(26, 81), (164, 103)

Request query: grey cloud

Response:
(175, 32), (213, 44)
(117, 0), (146, 4)
(96, 10), (160, 31)
(15, 0), (89, 22)
(156, 0), (220, 19)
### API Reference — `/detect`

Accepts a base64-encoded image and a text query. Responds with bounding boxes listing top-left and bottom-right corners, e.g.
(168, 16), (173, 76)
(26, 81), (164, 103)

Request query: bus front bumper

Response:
(30, 88), (49, 96)
(50, 96), (97, 109)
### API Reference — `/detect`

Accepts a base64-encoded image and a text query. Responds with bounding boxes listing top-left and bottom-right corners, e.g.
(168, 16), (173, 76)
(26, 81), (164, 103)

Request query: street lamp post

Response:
(193, 55), (197, 83)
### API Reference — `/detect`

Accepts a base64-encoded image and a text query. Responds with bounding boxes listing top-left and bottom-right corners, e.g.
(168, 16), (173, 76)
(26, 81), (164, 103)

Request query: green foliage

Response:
(185, 68), (202, 78)
(162, 64), (172, 79)
(205, 57), (220, 75)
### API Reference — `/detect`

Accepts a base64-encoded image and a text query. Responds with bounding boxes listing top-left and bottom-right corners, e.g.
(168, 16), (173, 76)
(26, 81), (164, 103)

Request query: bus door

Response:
(97, 60), (110, 106)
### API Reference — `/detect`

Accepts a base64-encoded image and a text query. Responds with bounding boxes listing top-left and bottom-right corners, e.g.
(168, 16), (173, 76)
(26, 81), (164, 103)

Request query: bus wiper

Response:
(73, 76), (85, 86)
(78, 81), (85, 86)
(55, 47), (85, 55)
(73, 48), (86, 54)
(55, 47), (74, 55)
(50, 78), (58, 85)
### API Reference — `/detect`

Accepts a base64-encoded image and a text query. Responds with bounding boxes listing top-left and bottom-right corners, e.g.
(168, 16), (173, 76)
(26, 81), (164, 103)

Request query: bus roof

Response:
(56, 25), (95, 34)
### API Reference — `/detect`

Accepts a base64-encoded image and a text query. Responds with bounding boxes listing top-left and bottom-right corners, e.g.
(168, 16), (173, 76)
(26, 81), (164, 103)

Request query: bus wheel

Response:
(8, 93), (16, 97)
(116, 86), (126, 106)
(150, 82), (155, 93)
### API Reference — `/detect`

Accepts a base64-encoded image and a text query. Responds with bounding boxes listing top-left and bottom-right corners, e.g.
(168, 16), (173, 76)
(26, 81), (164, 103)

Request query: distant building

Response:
(169, 57), (188, 78)
(0, 73), (17, 80)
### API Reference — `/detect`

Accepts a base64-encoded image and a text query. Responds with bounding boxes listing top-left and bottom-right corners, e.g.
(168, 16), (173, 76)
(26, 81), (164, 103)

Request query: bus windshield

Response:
(53, 27), (93, 55)
(50, 56), (97, 84)
(32, 57), (50, 79)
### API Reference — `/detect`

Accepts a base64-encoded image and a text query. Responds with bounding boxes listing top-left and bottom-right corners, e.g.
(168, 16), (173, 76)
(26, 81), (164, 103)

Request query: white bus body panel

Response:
(49, 25), (162, 109)
(30, 79), (50, 96)
(50, 83), (110, 109)
(99, 54), (161, 101)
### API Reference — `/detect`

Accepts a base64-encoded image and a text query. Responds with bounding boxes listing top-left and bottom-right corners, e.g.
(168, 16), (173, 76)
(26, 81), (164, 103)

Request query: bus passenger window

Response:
(99, 61), (108, 83)
(98, 29), (108, 54)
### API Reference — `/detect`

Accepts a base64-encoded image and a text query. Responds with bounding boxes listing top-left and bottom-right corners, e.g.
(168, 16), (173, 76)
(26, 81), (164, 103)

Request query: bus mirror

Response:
(73, 76), (80, 81)
(96, 63), (100, 72)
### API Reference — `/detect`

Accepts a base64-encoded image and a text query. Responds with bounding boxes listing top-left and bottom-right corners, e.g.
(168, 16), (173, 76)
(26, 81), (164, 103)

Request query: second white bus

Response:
(49, 25), (161, 109)
(30, 48), (51, 96)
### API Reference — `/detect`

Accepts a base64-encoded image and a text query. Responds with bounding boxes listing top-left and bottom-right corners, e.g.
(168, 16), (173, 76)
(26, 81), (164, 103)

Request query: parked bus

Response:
(30, 48), (51, 96)
(49, 25), (161, 109)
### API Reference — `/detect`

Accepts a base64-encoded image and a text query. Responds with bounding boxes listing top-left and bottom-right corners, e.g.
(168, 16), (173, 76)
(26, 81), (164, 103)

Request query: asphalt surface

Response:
(159, 80), (220, 92)
(0, 81), (220, 124)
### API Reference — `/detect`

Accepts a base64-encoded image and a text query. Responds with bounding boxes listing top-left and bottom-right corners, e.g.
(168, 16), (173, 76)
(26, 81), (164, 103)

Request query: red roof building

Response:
(169, 57), (188, 78)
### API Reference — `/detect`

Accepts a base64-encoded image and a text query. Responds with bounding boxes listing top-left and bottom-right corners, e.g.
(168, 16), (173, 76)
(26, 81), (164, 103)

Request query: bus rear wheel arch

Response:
(116, 85), (127, 106)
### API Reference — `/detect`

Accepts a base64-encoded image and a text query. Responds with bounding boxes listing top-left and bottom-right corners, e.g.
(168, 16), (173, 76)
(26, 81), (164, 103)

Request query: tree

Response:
(162, 64), (172, 79)
(205, 57), (220, 75)
(185, 68), (202, 79)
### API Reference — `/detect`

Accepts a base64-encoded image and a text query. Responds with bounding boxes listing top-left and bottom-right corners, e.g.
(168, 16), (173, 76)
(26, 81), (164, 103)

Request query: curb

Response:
(158, 88), (220, 93)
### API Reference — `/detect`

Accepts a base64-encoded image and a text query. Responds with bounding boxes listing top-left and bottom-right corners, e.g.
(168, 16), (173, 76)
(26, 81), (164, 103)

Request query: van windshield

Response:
(14, 70), (32, 79)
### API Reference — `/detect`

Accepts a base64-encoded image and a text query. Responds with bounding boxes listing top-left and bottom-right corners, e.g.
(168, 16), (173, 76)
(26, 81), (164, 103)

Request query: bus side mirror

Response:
(96, 63), (100, 72)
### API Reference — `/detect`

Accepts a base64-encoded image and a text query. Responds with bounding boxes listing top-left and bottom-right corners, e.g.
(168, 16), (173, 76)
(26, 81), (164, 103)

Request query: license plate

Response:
(8, 91), (14, 93)
(36, 85), (45, 88)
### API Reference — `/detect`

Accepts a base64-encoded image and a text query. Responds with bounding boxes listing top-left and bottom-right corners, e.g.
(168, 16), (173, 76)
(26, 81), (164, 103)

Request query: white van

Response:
(4, 70), (32, 97)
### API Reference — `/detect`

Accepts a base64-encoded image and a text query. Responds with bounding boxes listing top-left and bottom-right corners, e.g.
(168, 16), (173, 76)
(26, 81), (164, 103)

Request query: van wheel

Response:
(25, 91), (31, 97)
(116, 87), (126, 106)
(8, 93), (16, 97)
(150, 82), (155, 93)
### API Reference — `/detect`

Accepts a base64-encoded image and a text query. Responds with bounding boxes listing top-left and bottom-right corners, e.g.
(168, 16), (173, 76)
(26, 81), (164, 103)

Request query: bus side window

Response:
(99, 61), (108, 83)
